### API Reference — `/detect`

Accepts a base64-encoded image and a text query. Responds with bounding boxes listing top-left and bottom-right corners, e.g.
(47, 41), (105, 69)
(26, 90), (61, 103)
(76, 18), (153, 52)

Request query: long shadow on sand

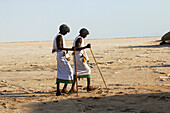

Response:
(0, 91), (55, 97)
(150, 65), (170, 68)
(26, 92), (170, 113)
(132, 65), (170, 68)
(121, 44), (170, 48)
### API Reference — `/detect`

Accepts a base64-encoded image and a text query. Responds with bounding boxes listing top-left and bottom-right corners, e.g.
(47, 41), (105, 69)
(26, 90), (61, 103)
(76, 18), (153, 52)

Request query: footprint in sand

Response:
(93, 97), (101, 100)
(96, 90), (103, 94)
(120, 108), (135, 112)
(107, 108), (114, 111)
(116, 91), (124, 94)
(159, 76), (170, 81)
(153, 69), (166, 75)
(2, 103), (7, 108)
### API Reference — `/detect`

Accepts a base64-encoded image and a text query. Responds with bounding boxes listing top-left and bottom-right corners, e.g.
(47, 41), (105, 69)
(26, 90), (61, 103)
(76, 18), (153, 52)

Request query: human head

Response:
(59, 24), (70, 35)
(79, 28), (89, 38)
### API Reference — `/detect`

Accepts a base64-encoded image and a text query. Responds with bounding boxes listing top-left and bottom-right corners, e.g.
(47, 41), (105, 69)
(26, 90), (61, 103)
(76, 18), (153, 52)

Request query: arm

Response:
(74, 38), (90, 51)
(57, 35), (73, 51)
(52, 37), (57, 53)
(83, 49), (89, 61)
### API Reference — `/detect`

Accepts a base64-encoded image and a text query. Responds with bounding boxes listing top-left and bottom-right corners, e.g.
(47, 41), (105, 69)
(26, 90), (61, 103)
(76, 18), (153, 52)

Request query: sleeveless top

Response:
(73, 36), (89, 60)
(52, 33), (66, 52)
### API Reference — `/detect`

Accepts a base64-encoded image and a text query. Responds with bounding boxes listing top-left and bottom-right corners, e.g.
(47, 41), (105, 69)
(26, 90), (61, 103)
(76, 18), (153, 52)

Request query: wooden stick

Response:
(90, 48), (108, 88)
(74, 48), (79, 95)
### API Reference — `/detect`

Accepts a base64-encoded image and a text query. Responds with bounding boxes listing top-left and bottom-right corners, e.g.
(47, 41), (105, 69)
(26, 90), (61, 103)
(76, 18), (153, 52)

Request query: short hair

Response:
(59, 24), (70, 33)
(79, 28), (89, 36)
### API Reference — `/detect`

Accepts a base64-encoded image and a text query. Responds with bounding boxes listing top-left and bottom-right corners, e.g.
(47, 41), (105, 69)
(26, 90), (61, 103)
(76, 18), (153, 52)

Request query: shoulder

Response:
(76, 37), (82, 42)
(56, 35), (63, 40)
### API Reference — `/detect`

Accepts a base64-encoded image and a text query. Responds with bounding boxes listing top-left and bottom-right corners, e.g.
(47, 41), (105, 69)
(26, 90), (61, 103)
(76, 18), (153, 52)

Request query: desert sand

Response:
(0, 37), (170, 113)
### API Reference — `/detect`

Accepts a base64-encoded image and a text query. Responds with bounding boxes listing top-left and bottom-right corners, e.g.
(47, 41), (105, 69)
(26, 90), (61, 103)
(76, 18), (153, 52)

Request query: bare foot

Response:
(69, 89), (77, 93)
(87, 87), (91, 92)
(84, 86), (98, 92)
(61, 90), (72, 95)
(56, 91), (61, 96)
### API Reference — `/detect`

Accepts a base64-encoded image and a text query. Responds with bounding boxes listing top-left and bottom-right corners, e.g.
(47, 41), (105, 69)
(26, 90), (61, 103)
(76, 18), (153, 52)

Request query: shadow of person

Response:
(26, 92), (170, 113)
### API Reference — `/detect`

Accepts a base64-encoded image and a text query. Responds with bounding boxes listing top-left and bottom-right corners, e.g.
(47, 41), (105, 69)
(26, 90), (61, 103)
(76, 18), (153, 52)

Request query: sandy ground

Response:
(0, 37), (170, 113)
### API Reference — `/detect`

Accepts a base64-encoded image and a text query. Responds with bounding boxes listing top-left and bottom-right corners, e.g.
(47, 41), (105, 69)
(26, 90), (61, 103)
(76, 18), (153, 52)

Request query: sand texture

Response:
(0, 37), (170, 113)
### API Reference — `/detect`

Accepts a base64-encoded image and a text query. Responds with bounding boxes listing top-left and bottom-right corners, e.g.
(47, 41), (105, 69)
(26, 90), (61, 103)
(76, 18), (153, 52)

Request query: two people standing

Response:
(52, 24), (91, 96)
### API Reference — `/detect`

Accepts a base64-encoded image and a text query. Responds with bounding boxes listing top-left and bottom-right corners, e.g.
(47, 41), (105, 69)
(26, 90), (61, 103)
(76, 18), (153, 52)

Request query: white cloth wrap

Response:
(57, 52), (73, 80)
(73, 36), (89, 60)
(52, 33), (66, 52)
(52, 33), (73, 81)
(73, 36), (91, 75)
(73, 54), (91, 75)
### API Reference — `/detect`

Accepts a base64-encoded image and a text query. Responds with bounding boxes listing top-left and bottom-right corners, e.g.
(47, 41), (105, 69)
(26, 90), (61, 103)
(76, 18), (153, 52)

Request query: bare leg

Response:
(62, 84), (67, 93)
(70, 80), (76, 93)
(87, 78), (91, 92)
(56, 82), (61, 96)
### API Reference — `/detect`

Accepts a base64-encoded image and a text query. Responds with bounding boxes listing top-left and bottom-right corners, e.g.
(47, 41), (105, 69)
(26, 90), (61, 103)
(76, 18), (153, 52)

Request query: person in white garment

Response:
(70, 28), (92, 92)
(52, 24), (74, 96)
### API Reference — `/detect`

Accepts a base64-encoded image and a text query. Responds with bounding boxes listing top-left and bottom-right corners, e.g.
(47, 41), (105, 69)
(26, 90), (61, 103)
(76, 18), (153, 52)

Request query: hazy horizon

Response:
(0, 36), (162, 43)
(0, 0), (170, 42)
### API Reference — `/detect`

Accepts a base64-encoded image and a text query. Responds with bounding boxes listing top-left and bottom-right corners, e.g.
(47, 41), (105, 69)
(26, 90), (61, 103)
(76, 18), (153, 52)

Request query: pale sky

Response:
(0, 0), (170, 42)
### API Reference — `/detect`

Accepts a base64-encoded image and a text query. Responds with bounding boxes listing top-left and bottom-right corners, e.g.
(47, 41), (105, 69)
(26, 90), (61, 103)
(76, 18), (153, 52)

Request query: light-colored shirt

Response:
(73, 36), (89, 60)
(52, 33), (66, 52)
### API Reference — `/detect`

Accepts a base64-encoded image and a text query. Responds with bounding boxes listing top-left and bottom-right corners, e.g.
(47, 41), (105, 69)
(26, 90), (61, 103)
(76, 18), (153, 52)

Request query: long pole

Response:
(90, 48), (108, 88)
(74, 48), (79, 95)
